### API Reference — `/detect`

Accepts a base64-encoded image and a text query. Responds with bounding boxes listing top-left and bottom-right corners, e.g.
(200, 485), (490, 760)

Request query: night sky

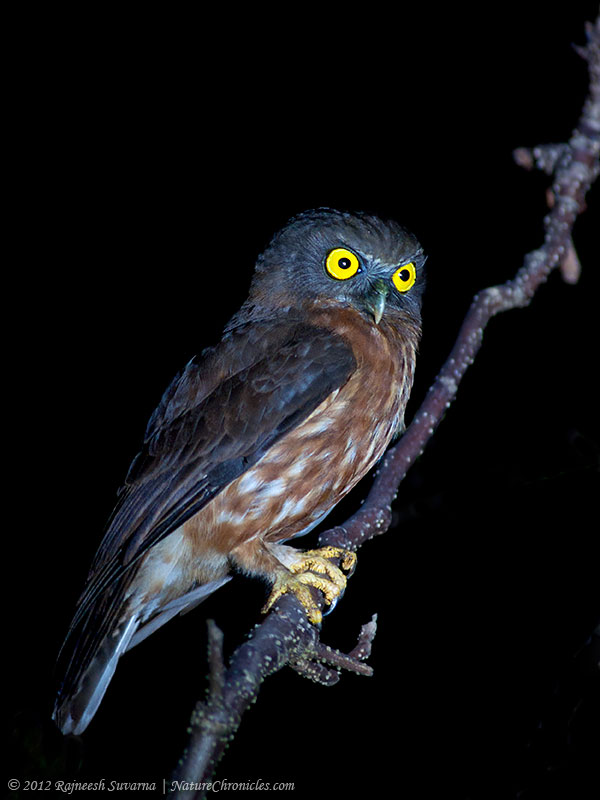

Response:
(9, 4), (599, 799)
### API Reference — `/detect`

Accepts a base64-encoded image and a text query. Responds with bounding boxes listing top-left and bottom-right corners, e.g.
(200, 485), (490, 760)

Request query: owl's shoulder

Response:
(135, 311), (357, 471)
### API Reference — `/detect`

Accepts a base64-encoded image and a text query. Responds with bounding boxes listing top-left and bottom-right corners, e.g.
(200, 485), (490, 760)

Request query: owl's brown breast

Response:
(173, 305), (420, 576)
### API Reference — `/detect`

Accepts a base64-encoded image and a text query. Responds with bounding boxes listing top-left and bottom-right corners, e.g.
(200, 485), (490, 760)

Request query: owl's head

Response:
(248, 208), (426, 325)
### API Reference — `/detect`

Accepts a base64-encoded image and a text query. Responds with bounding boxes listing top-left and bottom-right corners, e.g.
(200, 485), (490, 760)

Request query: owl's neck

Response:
(224, 297), (421, 362)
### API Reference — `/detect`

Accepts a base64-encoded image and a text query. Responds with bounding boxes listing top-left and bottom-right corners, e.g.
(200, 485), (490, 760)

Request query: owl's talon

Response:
(262, 547), (357, 625)
(325, 545), (357, 576)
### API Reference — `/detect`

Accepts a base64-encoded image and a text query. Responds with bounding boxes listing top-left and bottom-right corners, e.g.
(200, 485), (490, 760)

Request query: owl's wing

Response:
(54, 318), (356, 732)
(67, 317), (356, 634)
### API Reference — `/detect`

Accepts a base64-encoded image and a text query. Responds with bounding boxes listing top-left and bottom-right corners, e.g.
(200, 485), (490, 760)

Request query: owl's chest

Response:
(208, 319), (414, 541)
(174, 311), (418, 564)
(311, 307), (416, 447)
(321, 321), (413, 475)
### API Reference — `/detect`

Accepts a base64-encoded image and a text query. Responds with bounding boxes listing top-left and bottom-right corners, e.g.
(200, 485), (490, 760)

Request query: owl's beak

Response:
(366, 279), (389, 325)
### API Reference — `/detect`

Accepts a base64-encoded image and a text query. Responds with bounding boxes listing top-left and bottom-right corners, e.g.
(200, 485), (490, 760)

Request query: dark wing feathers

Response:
(69, 318), (355, 635)
(56, 319), (355, 712)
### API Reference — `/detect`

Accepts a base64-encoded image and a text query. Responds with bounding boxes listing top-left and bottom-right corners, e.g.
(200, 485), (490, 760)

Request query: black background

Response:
(8, 4), (599, 799)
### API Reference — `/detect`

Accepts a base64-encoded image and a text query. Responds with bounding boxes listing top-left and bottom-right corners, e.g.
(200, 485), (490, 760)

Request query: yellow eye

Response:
(325, 248), (361, 280)
(392, 262), (416, 293)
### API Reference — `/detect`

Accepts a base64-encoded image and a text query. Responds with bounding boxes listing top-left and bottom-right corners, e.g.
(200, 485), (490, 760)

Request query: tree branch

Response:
(170, 16), (599, 798)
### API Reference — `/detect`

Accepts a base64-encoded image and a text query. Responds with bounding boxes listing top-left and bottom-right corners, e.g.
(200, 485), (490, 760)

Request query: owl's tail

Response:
(52, 615), (140, 736)
(52, 577), (231, 736)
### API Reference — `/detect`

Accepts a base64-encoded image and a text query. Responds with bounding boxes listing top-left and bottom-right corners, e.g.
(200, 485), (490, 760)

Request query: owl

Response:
(53, 208), (426, 735)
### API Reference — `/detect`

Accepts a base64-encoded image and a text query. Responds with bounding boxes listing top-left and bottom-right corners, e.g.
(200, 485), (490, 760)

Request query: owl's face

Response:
(250, 208), (426, 324)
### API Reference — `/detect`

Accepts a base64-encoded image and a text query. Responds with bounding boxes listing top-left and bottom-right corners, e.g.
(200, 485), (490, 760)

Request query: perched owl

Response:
(53, 208), (426, 735)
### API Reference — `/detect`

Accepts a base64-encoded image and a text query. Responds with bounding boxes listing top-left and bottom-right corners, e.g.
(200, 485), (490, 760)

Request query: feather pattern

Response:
(53, 318), (356, 734)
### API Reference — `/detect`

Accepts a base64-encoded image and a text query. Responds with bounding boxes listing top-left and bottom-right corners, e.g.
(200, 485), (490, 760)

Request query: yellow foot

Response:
(262, 546), (357, 625)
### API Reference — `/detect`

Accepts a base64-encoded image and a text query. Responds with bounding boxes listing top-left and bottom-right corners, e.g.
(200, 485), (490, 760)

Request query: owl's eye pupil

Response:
(399, 269), (410, 282)
(338, 258), (352, 269)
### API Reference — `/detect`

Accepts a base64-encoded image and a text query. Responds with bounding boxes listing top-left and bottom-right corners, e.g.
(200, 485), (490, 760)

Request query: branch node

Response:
(513, 143), (569, 174)
(290, 615), (377, 684)
(560, 239), (583, 284)
(349, 614), (378, 662)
